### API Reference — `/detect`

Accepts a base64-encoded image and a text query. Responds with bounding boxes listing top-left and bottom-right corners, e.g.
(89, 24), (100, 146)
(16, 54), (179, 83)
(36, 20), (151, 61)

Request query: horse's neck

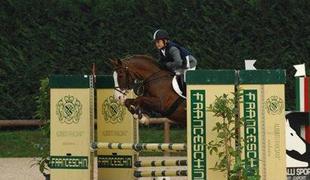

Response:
(130, 62), (161, 80)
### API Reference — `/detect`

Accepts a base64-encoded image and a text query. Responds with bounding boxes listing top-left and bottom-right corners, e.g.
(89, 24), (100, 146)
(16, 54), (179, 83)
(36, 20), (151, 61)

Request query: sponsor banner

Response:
(286, 112), (310, 179)
(50, 156), (88, 169)
(97, 155), (133, 168)
(190, 89), (207, 180)
(287, 167), (310, 177)
(243, 90), (259, 176)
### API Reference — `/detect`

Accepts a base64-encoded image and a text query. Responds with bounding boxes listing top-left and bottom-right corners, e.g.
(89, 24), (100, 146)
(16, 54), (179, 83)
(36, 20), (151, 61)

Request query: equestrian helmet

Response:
(153, 29), (169, 41)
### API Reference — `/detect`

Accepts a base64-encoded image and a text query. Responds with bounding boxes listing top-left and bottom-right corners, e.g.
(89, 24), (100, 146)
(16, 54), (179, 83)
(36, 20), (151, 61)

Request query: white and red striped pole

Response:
(295, 77), (310, 142)
(294, 63), (309, 143)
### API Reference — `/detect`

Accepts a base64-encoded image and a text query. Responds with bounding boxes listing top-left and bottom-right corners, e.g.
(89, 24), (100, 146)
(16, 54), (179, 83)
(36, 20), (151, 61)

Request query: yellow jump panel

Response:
(186, 70), (236, 180)
(96, 75), (138, 180)
(50, 75), (94, 180)
(239, 70), (286, 180)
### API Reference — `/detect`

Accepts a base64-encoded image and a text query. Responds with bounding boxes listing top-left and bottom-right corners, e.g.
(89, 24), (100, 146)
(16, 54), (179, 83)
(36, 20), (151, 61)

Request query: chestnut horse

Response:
(111, 55), (186, 124)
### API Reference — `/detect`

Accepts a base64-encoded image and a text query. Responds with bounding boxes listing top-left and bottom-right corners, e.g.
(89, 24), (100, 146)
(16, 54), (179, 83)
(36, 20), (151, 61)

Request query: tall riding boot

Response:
(179, 75), (186, 96)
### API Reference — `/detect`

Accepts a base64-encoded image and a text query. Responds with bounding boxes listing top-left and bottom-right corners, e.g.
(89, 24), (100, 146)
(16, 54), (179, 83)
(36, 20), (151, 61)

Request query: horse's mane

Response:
(122, 54), (160, 68)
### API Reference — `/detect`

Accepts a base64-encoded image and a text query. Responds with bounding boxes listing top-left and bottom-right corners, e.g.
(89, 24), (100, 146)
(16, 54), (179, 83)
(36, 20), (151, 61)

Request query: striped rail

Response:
(92, 142), (187, 152)
(134, 170), (187, 177)
(295, 76), (310, 143)
(134, 159), (187, 167)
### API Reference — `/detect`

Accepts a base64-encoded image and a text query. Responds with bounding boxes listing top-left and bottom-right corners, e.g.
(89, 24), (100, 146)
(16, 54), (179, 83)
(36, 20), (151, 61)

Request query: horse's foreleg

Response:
(125, 97), (162, 112)
(132, 96), (162, 125)
(124, 98), (136, 114)
(124, 97), (162, 125)
(132, 96), (162, 113)
(124, 98), (148, 121)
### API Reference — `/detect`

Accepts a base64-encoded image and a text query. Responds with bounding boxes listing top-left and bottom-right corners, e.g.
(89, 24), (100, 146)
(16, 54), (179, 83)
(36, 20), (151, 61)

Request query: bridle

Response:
(114, 65), (133, 96)
(114, 62), (173, 96)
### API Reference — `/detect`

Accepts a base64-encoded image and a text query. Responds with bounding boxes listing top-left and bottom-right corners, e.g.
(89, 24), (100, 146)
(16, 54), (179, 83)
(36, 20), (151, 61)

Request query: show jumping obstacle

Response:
(134, 170), (188, 178)
(134, 159), (187, 167)
(295, 76), (310, 143)
(50, 69), (287, 180)
(93, 142), (187, 152)
(286, 74), (310, 179)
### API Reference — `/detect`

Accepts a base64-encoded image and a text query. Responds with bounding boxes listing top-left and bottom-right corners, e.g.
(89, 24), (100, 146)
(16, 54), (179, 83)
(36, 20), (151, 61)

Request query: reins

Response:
(142, 70), (173, 86)
(119, 61), (172, 88)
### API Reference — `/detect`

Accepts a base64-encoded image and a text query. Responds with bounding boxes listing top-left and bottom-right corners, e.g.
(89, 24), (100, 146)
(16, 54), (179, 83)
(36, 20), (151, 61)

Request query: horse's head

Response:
(286, 119), (306, 155)
(110, 59), (133, 103)
(110, 55), (163, 102)
(111, 59), (132, 90)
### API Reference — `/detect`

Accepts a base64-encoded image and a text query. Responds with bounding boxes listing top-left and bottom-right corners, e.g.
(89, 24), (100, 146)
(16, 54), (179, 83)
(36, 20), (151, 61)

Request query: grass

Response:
(139, 126), (187, 156)
(0, 128), (48, 157)
(139, 126), (186, 143)
(0, 126), (186, 157)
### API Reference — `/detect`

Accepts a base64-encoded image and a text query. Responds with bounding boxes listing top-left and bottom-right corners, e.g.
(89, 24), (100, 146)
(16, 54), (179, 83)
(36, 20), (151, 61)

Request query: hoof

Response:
(133, 113), (139, 119)
(138, 114), (150, 125)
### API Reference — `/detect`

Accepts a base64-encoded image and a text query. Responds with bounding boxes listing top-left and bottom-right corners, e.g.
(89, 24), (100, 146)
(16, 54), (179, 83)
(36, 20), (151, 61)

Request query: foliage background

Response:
(0, 0), (309, 119)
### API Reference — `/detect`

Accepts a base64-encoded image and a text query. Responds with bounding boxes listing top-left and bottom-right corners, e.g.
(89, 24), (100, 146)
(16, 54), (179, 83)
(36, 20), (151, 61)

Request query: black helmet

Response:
(153, 29), (169, 41)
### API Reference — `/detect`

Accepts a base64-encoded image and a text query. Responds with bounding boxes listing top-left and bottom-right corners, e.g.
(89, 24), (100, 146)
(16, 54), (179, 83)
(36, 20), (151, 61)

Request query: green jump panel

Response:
(50, 75), (94, 180)
(96, 75), (115, 88)
(239, 69), (286, 84)
(49, 75), (92, 88)
(239, 70), (286, 180)
(186, 69), (236, 85)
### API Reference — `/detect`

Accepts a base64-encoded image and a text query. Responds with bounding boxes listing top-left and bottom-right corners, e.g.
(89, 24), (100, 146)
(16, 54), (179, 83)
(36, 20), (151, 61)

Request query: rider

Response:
(153, 29), (197, 94)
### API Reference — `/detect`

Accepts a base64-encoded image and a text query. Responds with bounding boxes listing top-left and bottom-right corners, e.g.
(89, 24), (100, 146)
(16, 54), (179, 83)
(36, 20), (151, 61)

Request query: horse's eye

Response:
(290, 133), (293, 136)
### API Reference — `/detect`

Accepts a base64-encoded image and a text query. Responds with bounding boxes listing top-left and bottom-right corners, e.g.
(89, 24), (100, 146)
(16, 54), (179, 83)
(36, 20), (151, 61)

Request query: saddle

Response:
(172, 75), (186, 98)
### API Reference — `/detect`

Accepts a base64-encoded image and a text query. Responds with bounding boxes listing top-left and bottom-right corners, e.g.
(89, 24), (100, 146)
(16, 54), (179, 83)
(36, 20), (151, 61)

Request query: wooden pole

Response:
(0, 120), (45, 128)
(164, 120), (171, 156)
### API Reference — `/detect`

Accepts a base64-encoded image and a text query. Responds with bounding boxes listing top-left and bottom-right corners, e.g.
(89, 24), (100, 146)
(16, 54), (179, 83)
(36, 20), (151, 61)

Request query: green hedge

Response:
(0, 0), (309, 118)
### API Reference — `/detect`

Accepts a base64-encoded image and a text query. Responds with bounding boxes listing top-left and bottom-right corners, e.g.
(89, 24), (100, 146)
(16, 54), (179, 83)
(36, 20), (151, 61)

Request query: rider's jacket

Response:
(158, 41), (197, 72)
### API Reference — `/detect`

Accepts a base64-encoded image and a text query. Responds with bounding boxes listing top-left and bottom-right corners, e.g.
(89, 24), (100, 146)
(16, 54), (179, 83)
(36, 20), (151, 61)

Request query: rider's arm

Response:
(157, 54), (165, 67)
(166, 47), (183, 71)
(157, 53), (168, 69)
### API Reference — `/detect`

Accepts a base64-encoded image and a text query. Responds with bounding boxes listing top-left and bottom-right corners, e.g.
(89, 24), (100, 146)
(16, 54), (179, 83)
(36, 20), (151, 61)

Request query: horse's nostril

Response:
(290, 133), (293, 136)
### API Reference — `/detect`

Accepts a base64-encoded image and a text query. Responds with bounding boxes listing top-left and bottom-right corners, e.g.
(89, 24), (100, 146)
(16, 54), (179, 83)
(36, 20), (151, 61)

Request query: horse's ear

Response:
(117, 59), (122, 66)
(286, 119), (290, 126)
(110, 58), (122, 68)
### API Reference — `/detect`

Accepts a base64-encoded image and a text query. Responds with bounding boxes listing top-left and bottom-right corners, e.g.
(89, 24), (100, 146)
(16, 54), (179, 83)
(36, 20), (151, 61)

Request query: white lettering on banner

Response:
(193, 92), (204, 101)
(244, 90), (259, 173)
(246, 126), (256, 134)
(193, 128), (204, 135)
(190, 90), (206, 179)
(245, 92), (256, 101)
(193, 102), (204, 119)
(246, 105), (256, 119)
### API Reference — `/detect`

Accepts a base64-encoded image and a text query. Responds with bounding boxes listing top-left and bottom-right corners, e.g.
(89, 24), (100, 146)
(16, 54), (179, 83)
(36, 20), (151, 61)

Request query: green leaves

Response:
(0, 0), (307, 118)
(34, 78), (50, 122)
(206, 90), (260, 179)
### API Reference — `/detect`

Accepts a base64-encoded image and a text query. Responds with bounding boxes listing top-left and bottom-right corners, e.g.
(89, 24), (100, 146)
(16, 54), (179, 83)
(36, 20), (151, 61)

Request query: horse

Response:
(110, 55), (186, 125)
(286, 119), (310, 167)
